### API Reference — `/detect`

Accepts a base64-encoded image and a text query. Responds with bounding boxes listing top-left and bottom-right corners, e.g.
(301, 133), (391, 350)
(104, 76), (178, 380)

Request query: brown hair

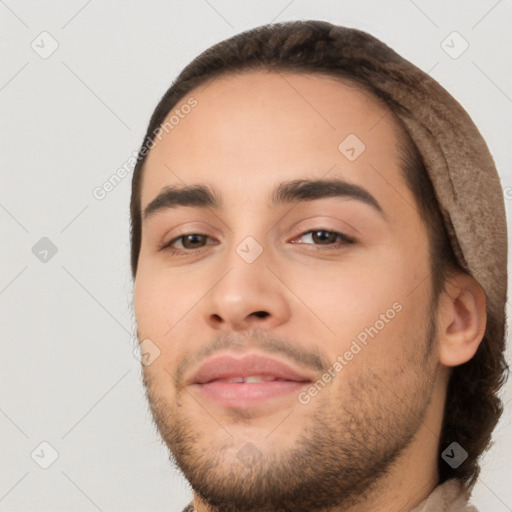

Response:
(129, 19), (508, 490)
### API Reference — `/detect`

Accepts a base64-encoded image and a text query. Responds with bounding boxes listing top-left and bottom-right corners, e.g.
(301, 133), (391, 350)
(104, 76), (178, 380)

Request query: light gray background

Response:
(1, 1), (511, 511)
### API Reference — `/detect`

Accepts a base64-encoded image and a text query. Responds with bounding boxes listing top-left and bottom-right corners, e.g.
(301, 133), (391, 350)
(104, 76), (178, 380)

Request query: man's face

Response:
(133, 71), (440, 511)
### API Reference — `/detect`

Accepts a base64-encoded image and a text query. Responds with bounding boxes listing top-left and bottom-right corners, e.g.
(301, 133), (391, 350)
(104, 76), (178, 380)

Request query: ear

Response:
(437, 272), (487, 367)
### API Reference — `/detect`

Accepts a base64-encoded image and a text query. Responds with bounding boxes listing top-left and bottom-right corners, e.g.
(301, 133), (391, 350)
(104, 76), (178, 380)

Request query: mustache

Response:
(170, 329), (330, 385)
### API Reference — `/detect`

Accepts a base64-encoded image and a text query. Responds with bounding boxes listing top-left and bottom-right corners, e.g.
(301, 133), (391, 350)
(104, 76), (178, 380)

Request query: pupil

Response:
(313, 230), (335, 244)
(184, 234), (204, 248)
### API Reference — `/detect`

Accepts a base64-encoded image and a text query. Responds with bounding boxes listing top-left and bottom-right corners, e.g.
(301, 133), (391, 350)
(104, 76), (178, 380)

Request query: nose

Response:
(200, 244), (291, 332)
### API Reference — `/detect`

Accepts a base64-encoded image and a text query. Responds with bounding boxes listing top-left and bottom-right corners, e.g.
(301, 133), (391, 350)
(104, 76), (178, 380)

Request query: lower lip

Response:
(193, 380), (309, 408)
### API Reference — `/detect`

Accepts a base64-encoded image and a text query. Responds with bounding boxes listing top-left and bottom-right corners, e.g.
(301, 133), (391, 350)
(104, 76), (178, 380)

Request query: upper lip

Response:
(189, 353), (315, 384)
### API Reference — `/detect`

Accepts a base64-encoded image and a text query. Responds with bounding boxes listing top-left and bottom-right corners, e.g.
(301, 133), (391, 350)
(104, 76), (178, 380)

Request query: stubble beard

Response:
(141, 315), (438, 512)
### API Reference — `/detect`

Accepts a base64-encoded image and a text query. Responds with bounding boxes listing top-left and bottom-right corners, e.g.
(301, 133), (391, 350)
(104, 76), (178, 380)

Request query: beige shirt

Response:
(411, 479), (478, 512)
(180, 478), (478, 511)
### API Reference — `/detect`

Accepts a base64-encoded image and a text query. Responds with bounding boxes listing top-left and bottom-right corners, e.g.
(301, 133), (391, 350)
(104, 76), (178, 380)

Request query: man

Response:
(129, 20), (508, 512)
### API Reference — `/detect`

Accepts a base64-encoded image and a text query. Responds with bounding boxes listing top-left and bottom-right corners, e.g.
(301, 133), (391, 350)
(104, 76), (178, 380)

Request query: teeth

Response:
(244, 376), (275, 383)
(223, 376), (277, 383)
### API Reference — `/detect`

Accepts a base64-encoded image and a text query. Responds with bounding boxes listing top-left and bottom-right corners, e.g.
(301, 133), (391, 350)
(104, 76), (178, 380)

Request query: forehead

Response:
(140, 70), (413, 217)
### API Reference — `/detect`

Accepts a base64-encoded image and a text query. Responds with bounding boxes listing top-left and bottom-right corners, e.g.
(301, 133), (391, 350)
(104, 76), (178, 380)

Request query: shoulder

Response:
(411, 479), (478, 512)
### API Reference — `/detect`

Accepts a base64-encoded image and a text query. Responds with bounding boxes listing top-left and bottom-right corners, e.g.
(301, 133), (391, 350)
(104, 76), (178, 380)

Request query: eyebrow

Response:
(142, 177), (385, 221)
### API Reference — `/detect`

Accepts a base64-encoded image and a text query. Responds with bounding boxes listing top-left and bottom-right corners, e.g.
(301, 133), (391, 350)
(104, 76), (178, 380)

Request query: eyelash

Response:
(159, 229), (355, 255)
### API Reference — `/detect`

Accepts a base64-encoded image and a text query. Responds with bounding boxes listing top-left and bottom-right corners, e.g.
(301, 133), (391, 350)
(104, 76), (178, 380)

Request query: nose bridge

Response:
(217, 233), (270, 306)
(220, 214), (271, 279)
(202, 230), (290, 331)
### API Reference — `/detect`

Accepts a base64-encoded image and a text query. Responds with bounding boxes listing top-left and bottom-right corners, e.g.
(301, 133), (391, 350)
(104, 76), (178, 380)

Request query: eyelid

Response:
(287, 216), (357, 242)
(159, 221), (221, 248)
(288, 228), (355, 246)
(160, 232), (216, 251)
(160, 227), (355, 255)
(158, 214), (360, 253)
(287, 215), (360, 238)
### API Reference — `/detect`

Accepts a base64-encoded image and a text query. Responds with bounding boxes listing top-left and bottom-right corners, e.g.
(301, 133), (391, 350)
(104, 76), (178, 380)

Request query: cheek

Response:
(133, 271), (193, 384)
(282, 248), (430, 358)
(133, 266), (196, 338)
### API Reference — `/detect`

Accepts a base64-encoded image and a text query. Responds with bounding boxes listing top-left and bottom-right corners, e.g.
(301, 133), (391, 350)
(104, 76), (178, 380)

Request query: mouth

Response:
(188, 354), (314, 408)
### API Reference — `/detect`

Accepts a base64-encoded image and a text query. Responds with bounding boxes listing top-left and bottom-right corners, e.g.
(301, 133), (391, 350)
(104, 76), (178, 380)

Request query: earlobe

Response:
(437, 273), (487, 367)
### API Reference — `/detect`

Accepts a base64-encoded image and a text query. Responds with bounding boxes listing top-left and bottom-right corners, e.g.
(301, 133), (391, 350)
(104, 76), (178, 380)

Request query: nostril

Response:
(252, 311), (269, 318)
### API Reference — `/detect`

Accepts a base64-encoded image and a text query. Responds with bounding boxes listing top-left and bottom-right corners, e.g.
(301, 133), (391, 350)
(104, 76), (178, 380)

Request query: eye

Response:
(160, 233), (215, 253)
(160, 228), (355, 255)
(290, 229), (355, 249)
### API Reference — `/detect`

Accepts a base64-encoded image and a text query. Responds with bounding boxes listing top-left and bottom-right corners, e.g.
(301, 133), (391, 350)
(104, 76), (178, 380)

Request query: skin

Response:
(133, 70), (486, 512)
